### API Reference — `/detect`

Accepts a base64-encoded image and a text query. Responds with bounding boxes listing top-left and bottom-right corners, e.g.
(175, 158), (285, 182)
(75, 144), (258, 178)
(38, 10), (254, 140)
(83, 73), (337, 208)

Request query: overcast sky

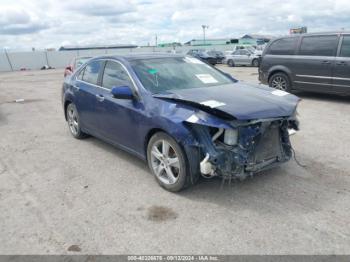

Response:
(1, 0), (350, 51)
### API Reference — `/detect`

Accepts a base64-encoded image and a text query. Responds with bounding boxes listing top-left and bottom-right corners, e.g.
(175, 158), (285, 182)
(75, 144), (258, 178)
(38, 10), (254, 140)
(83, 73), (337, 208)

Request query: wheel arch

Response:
(267, 66), (293, 84)
(144, 128), (167, 159)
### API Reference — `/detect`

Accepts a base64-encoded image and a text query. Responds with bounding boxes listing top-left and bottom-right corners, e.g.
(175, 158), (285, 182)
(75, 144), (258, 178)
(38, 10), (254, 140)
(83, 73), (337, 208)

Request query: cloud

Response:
(1, 0), (350, 50)
(0, 7), (50, 35)
(67, 0), (136, 17)
(0, 23), (49, 35)
(106, 12), (144, 24)
(0, 9), (31, 26)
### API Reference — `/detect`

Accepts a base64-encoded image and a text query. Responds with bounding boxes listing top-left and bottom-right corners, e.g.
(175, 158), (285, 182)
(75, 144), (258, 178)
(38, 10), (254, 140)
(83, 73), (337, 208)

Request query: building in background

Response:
(239, 34), (273, 45)
(184, 35), (273, 47)
(290, 27), (307, 34)
(184, 38), (239, 46)
(157, 42), (182, 47)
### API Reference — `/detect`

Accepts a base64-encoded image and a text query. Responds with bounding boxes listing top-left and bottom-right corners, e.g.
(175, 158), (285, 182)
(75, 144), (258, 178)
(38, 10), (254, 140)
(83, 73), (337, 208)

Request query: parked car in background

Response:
(207, 50), (225, 63)
(62, 53), (299, 192)
(224, 49), (261, 67)
(243, 46), (257, 54)
(259, 32), (350, 95)
(64, 56), (91, 77)
(187, 49), (217, 65)
(254, 45), (266, 56)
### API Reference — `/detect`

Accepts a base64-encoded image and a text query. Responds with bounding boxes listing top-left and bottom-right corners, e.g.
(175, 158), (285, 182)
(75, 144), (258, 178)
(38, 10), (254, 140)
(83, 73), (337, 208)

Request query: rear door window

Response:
(267, 37), (298, 55)
(339, 36), (350, 57)
(82, 60), (102, 85)
(299, 35), (338, 56)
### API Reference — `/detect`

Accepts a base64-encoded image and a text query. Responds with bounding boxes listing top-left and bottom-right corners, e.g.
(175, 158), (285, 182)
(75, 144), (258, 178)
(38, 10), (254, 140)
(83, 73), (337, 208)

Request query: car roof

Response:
(301, 31), (350, 36)
(90, 53), (184, 62)
(272, 31), (350, 41)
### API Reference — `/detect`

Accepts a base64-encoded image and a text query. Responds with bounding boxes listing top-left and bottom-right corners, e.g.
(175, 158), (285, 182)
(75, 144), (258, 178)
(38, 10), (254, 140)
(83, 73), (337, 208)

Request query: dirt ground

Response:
(0, 67), (349, 254)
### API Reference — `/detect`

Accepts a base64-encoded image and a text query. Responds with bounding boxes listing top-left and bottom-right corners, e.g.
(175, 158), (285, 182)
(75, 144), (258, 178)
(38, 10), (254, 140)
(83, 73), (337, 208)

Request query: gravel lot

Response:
(0, 66), (349, 254)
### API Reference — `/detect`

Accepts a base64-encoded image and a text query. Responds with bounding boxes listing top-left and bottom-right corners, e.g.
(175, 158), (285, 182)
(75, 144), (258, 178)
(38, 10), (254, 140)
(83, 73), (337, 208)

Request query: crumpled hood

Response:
(153, 82), (300, 120)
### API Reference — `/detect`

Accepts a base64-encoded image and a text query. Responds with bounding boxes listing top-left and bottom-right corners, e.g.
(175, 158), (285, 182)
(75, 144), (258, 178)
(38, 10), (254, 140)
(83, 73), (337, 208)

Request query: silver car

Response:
(224, 49), (261, 67)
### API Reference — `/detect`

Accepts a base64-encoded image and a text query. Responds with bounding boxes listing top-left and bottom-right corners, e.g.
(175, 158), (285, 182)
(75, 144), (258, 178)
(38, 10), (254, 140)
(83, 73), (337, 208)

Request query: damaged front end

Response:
(186, 116), (299, 181)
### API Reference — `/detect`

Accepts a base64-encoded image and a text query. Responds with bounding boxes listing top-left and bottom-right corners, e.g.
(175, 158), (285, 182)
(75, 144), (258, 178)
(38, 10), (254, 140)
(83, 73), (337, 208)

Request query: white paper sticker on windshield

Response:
(186, 114), (199, 123)
(200, 100), (226, 108)
(195, 74), (218, 84)
(271, 90), (289, 96)
(183, 57), (204, 64)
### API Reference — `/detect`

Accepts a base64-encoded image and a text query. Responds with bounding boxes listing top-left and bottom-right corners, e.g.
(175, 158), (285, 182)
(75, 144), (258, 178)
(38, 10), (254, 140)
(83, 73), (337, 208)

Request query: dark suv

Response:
(259, 32), (350, 95)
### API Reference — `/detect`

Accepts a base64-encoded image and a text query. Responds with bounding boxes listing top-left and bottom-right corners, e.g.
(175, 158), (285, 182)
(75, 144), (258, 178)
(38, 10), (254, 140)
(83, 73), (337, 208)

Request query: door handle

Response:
(95, 94), (105, 102)
(321, 61), (331, 65)
(336, 61), (347, 66)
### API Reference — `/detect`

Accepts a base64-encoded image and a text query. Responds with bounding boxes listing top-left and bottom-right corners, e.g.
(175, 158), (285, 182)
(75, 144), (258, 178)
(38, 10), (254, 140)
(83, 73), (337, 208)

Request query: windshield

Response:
(130, 57), (233, 93)
(246, 47), (256, 53)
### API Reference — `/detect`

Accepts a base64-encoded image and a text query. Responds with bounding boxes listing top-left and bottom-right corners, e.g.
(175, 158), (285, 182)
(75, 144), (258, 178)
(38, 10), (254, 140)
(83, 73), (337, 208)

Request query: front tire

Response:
(252, 59), (259, 67)
(269, 72), (291, 92)
(147, 132), (190, 192)
(66, 103), (87, 139)
(227, 59), (235, 67)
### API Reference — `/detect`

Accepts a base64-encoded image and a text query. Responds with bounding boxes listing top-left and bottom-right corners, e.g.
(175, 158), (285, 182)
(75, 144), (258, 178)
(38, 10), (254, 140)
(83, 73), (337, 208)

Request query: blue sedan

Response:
(62, 53), (300, 192)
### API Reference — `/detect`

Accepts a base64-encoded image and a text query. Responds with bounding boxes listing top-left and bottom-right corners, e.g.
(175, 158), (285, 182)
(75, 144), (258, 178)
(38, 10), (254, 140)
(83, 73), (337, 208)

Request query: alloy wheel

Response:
(150, 140), (180, 185)
(67, 105), (79, 136)
(271, 76), (287, 90)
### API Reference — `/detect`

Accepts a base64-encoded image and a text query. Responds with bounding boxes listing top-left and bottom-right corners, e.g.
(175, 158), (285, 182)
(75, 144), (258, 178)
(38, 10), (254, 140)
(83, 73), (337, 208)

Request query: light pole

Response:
(202, 25), (209, 45)
(4, 48), (13, 71)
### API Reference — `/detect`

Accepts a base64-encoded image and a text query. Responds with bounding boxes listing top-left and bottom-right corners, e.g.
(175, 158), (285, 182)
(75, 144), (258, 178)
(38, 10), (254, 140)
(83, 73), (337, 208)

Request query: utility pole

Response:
(202, 25), (209, 45)
(155, 34), (158, 47)
(4, 48), (13, 71)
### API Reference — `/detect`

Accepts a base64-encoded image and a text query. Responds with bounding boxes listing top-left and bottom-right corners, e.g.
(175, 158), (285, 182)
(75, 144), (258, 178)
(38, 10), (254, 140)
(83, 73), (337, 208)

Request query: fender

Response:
(62, 83), (77, 120)
(267, 65), (293, 83)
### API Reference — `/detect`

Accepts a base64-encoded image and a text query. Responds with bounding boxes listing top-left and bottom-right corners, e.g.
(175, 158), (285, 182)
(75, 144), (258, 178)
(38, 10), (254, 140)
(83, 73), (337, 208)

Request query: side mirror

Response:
(111, 86), (134, 99)
(65, 65), (73, 72)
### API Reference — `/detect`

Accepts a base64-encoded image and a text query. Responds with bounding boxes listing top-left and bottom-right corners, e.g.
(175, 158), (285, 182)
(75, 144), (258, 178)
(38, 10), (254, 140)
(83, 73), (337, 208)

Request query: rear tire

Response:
(66, 103), (87, 139)
(227, 60), (235, 67)
(147, 132), (193, 192)
(269, 72), (291, 92)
